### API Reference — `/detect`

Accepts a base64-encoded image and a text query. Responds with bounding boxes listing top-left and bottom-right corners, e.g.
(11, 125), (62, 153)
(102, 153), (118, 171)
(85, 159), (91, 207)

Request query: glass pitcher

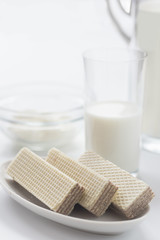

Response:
(109, 0), (160, 153)
(107, 0), (148, 45)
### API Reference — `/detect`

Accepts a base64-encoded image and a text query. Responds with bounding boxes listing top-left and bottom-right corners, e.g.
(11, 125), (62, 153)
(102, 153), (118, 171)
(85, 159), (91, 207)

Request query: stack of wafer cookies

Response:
(7, 147), (154, 218)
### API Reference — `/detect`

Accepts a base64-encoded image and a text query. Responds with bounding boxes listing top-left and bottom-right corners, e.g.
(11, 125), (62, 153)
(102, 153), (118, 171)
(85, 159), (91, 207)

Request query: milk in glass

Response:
(85, 101), (141, 173)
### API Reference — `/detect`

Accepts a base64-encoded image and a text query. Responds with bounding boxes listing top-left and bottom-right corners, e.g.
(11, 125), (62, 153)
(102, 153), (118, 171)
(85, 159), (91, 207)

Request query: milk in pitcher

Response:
(137, 1), (160, 138)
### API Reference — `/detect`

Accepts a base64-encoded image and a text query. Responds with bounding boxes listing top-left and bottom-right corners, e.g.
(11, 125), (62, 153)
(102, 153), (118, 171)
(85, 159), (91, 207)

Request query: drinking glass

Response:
(83, 48), (147, 174)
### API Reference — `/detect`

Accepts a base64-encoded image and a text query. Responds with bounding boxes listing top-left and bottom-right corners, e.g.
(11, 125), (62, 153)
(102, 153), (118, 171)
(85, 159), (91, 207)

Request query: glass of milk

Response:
(137, 1), (160, 153)
(83, 48), (147, 174)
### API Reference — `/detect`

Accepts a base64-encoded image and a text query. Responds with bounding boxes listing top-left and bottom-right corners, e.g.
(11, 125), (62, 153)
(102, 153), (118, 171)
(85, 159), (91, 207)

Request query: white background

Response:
(0, 0), (126, 87)
(0, 1), (159, 239)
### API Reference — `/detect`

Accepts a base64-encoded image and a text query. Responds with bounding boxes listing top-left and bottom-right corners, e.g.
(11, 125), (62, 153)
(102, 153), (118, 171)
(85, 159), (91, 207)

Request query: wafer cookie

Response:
(46, 148), (118, 216)
(79, 152), (154, 219)
(7, 148), (84, 215)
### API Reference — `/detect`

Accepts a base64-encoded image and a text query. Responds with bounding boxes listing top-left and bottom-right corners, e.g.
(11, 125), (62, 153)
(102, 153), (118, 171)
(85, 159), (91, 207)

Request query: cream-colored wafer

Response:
(46, 148), (118, 217)
(79, 152), (154, 219)
(7, 148), (84, 215)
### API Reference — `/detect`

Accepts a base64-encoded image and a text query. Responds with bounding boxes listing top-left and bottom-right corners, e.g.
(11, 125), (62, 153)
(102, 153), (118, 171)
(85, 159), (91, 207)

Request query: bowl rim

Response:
(0, 82), (84, 126)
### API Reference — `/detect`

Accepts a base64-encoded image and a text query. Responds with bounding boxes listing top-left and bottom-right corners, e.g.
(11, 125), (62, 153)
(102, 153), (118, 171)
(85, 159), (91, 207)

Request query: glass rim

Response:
(83, 47), (147, 63)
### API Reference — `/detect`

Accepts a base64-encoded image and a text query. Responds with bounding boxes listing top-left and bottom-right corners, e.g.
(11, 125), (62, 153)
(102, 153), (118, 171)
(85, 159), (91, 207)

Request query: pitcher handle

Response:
(107, 0), (138, 43)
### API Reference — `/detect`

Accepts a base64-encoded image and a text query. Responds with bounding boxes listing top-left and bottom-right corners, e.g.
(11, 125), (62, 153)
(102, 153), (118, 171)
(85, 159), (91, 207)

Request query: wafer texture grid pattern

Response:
(7, 148), (84, 215)
(79, 152), (154, 219)
(46, 148), (118, 216)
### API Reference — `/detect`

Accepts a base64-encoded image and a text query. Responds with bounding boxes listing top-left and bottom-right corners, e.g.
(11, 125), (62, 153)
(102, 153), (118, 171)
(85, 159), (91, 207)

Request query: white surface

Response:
(0, 161), (150, 235)
(86, 102), (141, 172)
(0, 1), (159, 239)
